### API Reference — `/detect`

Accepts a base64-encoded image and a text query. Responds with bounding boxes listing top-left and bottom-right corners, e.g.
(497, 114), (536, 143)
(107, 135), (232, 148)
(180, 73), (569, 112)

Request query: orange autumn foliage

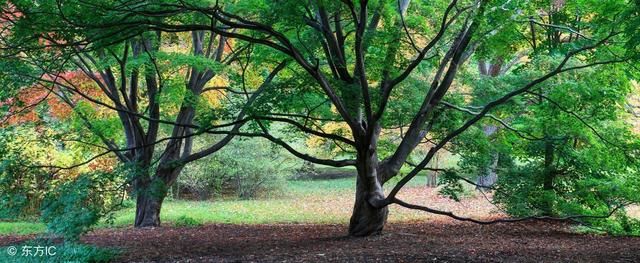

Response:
(2, 71), (105, 125)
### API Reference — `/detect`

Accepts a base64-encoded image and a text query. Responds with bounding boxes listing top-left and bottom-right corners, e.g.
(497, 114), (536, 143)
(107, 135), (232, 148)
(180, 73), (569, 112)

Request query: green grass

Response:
(1, 176), (432, 236)
(106, 199), (338, 227)
(0, 222), (46, 236)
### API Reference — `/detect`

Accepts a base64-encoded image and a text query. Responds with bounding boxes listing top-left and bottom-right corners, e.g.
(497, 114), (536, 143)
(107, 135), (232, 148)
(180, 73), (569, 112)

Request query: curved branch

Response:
(391, 197), (629, 224)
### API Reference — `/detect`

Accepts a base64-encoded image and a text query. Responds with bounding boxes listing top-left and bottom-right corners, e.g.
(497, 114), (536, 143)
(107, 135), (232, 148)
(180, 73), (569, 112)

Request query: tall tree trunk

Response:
(475, 58), (505, 190)
(541, 139), (556, 215)
(348, 134), (388, 236)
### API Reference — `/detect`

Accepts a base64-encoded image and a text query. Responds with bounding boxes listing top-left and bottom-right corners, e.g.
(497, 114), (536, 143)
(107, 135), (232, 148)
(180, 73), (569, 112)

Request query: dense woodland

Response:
(0, 0), (640, 261)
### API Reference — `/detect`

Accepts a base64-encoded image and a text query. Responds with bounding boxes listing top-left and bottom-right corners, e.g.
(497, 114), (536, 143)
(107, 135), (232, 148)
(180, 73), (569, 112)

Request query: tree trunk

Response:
(476, 124), (499, 190)
(427, 171), (438, 187)
(476, 152), (499, 190)
(541, 139), (556, 215)
(348, 175), (388, 236)
(134, 191), (164, 227)
(348, 145), (388, 237)
(133, 175), (170, 227)
(427, 152), (441, 188)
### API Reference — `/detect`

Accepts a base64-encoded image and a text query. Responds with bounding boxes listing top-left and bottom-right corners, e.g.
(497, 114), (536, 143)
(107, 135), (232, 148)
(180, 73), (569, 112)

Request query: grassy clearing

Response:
(108, 176), (431, 227)
(0, 176), (433, 235)
(5, 179), (636, 236)
(0, 157), (462, 236)
(4, 174), (636, 237)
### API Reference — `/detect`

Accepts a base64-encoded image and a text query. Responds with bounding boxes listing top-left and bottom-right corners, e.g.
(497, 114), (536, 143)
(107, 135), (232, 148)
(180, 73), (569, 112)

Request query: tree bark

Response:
(134, 177), (168, 227)
(134, 190), (164, 227)
(476, 152), (499, 190)
(348, 171), (388, 236)
(541, 139), (556, 215)
(133, 166), (181, 228)
(348, 135), (388, 237)
(426, 152), (441, 188)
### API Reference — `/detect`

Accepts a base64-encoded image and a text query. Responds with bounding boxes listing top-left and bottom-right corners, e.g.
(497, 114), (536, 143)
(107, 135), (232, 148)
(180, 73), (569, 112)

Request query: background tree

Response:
(0, 2), (286, 227)
(452, 0), (640, 226)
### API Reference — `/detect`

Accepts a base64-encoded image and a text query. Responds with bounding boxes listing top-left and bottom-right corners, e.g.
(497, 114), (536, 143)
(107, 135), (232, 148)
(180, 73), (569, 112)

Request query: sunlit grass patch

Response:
(0, 222), (46, 235)
(0, 175), (494, 236)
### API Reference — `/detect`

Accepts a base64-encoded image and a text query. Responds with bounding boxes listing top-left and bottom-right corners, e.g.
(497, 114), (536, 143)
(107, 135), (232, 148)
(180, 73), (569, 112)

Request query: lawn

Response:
(5, 173), (636, 237)
(0, 174), (489, 236)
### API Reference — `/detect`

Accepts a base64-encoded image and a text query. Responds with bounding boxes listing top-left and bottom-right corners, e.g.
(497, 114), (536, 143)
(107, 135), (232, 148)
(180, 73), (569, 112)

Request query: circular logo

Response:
(6, 246), (17, 256)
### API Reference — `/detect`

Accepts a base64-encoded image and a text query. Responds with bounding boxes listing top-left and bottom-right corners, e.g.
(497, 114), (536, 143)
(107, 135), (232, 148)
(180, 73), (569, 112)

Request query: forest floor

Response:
(2, 174), (639, 262)
(3, 221), (639, 262)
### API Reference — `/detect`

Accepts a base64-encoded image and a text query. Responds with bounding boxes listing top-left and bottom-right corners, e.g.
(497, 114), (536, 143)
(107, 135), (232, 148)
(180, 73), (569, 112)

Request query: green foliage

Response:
(437, 171), (465, 202)
(0, 59), (37, 102)
(454, 53), (640, 234)
(179, 138), (293, 199)
(40, 170), (125, 241)
(1, 0), (639, 239)
(157, 51), (225, 73)
(174, 215), (201, 227)
(0, 126), (56, 219)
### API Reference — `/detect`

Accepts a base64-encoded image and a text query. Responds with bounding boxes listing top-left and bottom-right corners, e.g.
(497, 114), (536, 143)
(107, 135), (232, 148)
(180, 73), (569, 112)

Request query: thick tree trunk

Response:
(348, 175), (388, 236)
(133, 168), (178, 227)
(134, 191), (164, 227)
(348, 143), (388, 237)
(476, 124), (499, 190)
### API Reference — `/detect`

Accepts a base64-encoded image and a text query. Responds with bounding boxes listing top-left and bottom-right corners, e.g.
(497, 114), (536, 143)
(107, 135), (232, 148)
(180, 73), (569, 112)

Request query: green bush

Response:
(40, 170), (126, 241)
(174, 215), (201, 227)
(493, 162), (640, 235)
(436, 170), (477, 201)
(179, 138), (292, 199)
(0, 126), (56, 219)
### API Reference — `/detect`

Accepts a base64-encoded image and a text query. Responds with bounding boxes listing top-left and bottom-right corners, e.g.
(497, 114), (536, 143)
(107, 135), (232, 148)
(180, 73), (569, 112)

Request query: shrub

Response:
(493, 162), (640, 235)
(0, 126), (57, 219)
(0, 125), (120, 221)
(290, 161), (320, 180)
(174, 215), (201, 227)
(179, 138), (292, 199)
(40, 169), (126, 241)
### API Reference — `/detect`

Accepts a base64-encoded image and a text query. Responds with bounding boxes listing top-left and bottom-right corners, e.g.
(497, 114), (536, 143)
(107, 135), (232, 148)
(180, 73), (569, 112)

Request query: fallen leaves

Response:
(4, 221), (623, 262)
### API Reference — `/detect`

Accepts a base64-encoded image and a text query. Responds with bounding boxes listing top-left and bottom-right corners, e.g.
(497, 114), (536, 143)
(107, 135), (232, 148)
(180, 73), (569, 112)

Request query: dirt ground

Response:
(4, 221), (638, 262)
